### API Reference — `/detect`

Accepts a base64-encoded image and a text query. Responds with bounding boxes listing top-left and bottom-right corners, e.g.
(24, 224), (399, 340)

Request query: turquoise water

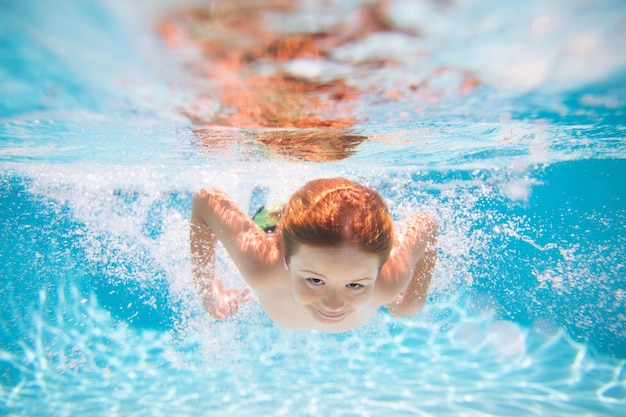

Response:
(2, 0), (626, 415)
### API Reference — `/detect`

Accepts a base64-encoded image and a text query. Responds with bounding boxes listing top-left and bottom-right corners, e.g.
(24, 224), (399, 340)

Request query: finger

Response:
(215, 304), (227, 319)
(238, 289), (253, 303)
(225, 301), (238, 317)
(216, 300), (233, 319)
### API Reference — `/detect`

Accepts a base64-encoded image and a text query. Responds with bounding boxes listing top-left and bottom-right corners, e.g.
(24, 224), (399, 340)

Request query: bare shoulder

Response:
(400, 212), (438, 237)
(239, 232), (285, 282)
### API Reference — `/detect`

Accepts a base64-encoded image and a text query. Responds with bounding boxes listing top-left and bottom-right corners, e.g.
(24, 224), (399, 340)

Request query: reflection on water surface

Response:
(158, 0), (479, 161)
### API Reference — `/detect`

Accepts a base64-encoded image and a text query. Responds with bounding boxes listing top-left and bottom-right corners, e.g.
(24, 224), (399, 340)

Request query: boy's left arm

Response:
(376, 213), (438, 317)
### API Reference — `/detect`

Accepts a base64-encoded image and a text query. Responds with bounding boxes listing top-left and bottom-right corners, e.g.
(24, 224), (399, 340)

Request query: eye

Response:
(346, 283), (364, 290)
(306, 278), (324, 286)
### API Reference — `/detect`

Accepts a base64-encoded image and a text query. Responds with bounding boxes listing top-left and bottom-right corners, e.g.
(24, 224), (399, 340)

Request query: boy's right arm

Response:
(190, 213), (252, 319)
(190, 187), (278, 319)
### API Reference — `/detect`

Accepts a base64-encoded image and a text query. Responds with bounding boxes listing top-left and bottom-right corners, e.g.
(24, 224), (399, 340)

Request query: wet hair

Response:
(279, 178), (393, 266)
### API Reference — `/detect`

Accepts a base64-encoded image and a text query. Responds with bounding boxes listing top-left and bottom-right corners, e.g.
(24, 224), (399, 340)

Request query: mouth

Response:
(313, 307), (347, 321)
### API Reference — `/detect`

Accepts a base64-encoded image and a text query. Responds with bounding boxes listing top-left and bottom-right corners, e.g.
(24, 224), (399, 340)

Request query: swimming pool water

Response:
(2, 0), (626, 416)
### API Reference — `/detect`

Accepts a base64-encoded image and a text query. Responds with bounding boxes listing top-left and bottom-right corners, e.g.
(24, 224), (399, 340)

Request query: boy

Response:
(190, 177), (437, 333)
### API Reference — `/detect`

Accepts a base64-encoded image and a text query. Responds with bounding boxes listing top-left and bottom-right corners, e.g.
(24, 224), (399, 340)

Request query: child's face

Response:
(288, 244), (380, 324)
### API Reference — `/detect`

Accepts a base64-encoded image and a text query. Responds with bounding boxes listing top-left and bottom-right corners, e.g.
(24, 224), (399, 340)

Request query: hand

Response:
(385, 294), (405, 317)
(202, 280), (253, 319)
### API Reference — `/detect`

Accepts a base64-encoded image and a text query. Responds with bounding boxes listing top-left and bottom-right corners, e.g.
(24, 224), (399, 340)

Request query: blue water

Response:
(2, 0), (626, 415)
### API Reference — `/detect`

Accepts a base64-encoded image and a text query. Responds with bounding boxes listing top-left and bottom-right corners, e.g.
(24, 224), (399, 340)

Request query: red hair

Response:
(279, 178), (393, 265)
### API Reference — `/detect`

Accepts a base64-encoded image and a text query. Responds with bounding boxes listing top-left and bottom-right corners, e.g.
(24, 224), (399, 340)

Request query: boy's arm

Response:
(190, 214), (251, 319)
(190, 187), (279, 319)
(376, 213), (438, 317)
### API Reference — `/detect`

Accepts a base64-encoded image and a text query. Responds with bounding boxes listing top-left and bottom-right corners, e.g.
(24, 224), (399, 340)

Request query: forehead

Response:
(289, 244), (381, 278)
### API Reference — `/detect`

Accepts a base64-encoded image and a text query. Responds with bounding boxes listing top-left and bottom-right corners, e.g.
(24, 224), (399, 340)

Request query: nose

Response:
(321, 289), (344, 311)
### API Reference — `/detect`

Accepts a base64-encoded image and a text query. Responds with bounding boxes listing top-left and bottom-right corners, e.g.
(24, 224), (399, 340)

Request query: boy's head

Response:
(279, 177), (394, 266)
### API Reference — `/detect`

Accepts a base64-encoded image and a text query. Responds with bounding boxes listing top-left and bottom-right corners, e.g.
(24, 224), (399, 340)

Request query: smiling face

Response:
(288, 244), (381, 324)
